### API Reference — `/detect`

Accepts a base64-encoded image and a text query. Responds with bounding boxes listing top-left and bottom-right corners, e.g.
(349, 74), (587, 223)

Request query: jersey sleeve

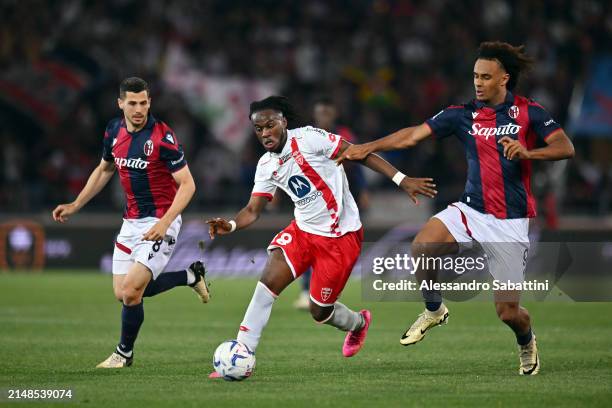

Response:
(300, 126), (343, 159)
(528, 103), (563, 144)
(252, 164), (277, 201)
(158, 126), (188, 172)
(101, 119), (120, 162)
(425, 107), (462, 139)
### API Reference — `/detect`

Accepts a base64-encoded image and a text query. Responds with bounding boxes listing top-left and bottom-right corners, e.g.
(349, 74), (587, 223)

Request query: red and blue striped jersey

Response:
(102, 114), (187, 219)
(425, 92), (562, 219)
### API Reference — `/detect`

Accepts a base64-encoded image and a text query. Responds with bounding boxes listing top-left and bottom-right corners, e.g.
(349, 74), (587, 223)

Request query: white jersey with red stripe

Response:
(252, 126), (362, 237)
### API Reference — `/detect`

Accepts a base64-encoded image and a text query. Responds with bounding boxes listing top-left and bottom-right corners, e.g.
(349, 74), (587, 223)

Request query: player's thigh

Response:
(259, 248), (295, 295)
(112, 274), (126, 301)
(121, 262), (153, 303)
(412, 217), (459, 257)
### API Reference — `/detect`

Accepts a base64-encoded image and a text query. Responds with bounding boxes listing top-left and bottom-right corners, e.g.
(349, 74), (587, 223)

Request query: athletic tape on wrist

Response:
(392, 172), (406, 186)
(228, 220), (237, 233)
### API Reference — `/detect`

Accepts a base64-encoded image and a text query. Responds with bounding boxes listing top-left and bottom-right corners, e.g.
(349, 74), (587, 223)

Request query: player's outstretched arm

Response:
(52, 159), (115, 223)
(143, 165), (196, 241)
(498, 130), (575, 161)
(336, 140), (437, 205)
(336, 123), (432, 164)
(206, 195), (269, 239)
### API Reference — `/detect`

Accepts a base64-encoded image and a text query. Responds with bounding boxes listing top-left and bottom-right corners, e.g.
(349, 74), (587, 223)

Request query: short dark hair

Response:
(119, 77), (149, 98)
(249, 95), (301, 127)
(477, 41), (534, 91)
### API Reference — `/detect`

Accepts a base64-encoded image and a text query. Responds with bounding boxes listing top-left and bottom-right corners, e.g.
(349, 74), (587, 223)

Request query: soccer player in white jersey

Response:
(206, 96), (437, 377)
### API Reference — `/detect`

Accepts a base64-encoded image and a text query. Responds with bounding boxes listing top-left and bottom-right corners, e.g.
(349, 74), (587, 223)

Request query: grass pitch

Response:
(1, 272), (611, 407)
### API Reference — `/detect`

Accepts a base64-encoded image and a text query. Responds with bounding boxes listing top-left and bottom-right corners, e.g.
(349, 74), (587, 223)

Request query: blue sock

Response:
(422, 288), (442, 312)
(516, 327), (533, 346)
(143, 270), (188, 297)
(117, 302), (144, 356)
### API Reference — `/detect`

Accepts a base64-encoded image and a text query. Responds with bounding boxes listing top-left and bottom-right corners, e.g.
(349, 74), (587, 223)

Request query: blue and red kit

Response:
(102, 114), (187, 219)
(425, 92), (563, 219)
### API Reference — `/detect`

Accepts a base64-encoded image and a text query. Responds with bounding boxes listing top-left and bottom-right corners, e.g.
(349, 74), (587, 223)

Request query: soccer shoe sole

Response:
(399, 311), (449, 346)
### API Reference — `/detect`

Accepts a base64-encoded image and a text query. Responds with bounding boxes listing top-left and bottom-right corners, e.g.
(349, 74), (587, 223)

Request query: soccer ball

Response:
(213, 340), (256, 381)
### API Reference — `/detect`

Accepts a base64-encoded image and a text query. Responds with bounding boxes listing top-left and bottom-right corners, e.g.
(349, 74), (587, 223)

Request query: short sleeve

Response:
(102, 119), (121, 162)
(159, 127), (187, 172)
(252, 165), (277, 201)
(528, 103), (563, 144)
(300, 126), (342, 159)
(425, 107), (462, 139)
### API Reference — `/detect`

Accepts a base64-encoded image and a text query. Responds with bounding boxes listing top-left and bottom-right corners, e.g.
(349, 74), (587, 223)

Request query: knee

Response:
(496, 303), (519, 325)
(411, 237), (436, 258)
(121, 284), (142, 306)
(310, 302), (334, 323)
(113, 288), (123, 302)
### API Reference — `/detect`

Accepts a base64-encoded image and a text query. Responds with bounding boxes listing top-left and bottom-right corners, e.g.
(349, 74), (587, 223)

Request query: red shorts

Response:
(267, 221), (363, 306)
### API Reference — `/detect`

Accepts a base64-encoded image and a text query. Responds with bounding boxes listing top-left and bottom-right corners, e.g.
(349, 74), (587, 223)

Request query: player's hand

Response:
(206, 218), (233, 239)
(52, 202), (79, 223)
(336, 144), (372, 165)
(399, 177), (437, 205)
(143, 220), (170, 241)
(498, 136), (531, 160)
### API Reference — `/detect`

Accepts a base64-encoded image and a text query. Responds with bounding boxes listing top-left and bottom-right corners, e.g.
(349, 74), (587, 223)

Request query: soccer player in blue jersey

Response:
(52, 77), (209, 368)
(337, 42), (575, 375)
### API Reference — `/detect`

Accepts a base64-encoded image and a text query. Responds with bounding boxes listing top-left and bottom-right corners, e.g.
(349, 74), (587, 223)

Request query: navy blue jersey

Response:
(102, 114), (187, 219)
(425, 92), (562, 219)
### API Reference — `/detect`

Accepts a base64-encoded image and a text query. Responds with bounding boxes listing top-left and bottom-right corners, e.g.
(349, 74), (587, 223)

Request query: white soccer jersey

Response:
(252, 126), (362, 237)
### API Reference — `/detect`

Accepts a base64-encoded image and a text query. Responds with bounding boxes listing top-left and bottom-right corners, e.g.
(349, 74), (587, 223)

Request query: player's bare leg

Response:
(495, 291), (539, 375)
(401, 218), (456, 345)
(97, 262), (151, 368)
(210, 249), (293, 378)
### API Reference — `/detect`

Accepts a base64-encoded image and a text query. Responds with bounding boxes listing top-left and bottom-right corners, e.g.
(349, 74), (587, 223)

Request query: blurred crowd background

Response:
(2, 0), (611, 225)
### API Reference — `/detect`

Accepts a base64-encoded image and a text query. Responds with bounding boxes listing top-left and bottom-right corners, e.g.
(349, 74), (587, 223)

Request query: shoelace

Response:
(519, 344), (535, 362)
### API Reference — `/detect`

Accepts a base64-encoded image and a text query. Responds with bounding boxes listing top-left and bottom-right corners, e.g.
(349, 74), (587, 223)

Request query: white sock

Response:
(186, 268), (196, 285)
(323, 302), (363, 332)
(236, 281), (277, 353)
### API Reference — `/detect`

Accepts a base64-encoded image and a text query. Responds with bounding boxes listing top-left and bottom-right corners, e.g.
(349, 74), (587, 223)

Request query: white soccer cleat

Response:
(400, 305), (449, 346)
(519, 336), (540, 375)
(188, 261), (210, 303)
(96, 352), (133, 368)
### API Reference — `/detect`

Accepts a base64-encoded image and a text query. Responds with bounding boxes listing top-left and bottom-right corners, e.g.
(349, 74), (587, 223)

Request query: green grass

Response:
(1, 272), (611, 407)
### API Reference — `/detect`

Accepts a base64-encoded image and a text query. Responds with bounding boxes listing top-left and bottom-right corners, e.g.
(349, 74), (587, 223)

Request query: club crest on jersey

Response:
(321, 287), (332, 302)
(508, 105), (519, 119)
(163, 132), (175, 145)
(288, 175), (311, 198)
(292, 150), (304, 166)
(144, 140), (154, 156)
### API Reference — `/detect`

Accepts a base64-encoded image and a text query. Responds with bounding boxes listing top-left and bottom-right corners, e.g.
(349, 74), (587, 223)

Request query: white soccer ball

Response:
(213, 340), (256, 381)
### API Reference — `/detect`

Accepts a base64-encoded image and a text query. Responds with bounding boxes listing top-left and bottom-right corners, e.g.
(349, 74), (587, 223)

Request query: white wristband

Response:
(392, 171), (406, 186)
(228, 220), (237, 233)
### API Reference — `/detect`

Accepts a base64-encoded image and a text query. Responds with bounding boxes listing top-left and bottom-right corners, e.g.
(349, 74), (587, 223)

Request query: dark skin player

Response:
(207, 109), (437, 322)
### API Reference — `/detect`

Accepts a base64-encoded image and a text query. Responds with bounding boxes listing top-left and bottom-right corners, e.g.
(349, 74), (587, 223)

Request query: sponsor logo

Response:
(472, 112), (479, 119)
(321, 287), (333, 302)
(148, 252), (155, 260)
(278, 152), (292, 165)
(508, 105), (519, 119)
(544, 119), (555, 126)
(468, 123), (522, 140)
(164, 132), (175, 144)
(170, 154), (184, 166)
(288, 175), (310, 198)
(144, 139), (154, 156)
(114, 157), (149, 169)
(296, 190), (322, 206)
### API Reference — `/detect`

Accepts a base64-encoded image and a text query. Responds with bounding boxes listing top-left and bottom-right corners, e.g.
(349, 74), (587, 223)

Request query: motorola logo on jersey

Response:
(114, 157), (149, 170)
(288, 175), (311, 198)
(468, 123), (522, 140)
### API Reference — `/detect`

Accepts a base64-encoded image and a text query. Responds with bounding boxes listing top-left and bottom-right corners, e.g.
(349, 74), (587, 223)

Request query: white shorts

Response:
(433, 202), (529, 284)
(112, 216), (182, 280)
